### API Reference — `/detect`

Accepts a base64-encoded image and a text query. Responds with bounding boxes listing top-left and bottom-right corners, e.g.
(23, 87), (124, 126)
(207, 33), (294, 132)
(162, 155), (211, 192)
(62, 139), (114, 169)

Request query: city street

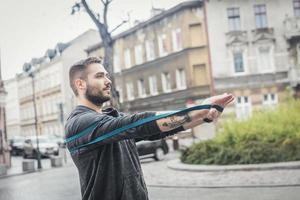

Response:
(1, 0), (300, 199)
(1, 151), (300, 200)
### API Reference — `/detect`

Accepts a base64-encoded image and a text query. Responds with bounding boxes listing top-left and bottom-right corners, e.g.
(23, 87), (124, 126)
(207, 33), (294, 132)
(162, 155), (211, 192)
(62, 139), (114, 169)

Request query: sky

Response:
(0, 0), (184, 80)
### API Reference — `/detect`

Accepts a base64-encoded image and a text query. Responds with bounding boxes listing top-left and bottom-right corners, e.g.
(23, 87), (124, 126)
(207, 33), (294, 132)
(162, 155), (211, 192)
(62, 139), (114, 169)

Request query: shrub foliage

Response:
(181, 99), (300, 165)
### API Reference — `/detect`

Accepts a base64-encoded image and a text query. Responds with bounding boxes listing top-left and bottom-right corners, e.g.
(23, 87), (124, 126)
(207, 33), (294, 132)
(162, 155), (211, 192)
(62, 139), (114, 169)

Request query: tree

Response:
(71, 0), (128, 108)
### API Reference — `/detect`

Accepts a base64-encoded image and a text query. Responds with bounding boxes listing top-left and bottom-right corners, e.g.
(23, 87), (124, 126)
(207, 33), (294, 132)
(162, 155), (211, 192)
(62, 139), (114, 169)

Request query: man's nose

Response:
(105, 76), (112, 85)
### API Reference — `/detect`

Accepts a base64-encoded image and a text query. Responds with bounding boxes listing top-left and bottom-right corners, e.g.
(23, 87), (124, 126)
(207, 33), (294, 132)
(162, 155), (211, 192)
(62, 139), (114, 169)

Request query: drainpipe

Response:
(203, 0), (216, 96)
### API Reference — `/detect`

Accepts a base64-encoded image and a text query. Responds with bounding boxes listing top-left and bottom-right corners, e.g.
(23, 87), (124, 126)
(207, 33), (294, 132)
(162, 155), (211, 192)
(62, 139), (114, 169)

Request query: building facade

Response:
(13, 29), (98, 138)
(87, 1), (213, 112)
(0, 54), (10, 169)
(284, 0), (300, 98)
(206, 0), (295, 119)
(4, 77), (21, 139)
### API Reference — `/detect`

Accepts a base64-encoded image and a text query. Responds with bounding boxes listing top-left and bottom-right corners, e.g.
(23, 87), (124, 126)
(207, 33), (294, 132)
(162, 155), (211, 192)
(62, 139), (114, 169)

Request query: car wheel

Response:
(154, 148), (165, 161)
(11, 150), (16, 156)
(32, 150), (39, 159)
(23, 152), (27, 159)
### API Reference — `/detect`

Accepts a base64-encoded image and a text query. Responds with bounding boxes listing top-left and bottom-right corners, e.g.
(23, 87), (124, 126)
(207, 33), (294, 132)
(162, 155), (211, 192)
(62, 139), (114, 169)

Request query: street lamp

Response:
(0, 90), (8, 166)
(23, 63), (42, 169)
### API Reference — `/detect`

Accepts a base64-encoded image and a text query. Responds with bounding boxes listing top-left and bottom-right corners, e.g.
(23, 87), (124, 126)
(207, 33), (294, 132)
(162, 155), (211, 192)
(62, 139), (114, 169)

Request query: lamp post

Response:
(0, 95), (7, 166)
(23, 63), (42, 169)
(0, 48), (10, 168)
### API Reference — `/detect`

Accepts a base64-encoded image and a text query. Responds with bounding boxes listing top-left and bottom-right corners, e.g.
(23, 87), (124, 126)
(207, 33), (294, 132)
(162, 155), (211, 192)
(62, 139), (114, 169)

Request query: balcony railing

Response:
(251, 27), (274, 42)
(284, 16), (300, 40)
(225, 30), (248, 46)
(289, 66), (300, 87)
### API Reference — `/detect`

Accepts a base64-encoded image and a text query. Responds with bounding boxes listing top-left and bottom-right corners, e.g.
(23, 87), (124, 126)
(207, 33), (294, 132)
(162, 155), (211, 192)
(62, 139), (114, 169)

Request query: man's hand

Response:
(202, 93), (235, 122)
(156, 93), (235, 132)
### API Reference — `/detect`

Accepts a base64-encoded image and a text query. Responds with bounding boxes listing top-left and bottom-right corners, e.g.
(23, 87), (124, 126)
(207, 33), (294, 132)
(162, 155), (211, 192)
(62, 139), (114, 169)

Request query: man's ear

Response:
(74, 79), (86, 93)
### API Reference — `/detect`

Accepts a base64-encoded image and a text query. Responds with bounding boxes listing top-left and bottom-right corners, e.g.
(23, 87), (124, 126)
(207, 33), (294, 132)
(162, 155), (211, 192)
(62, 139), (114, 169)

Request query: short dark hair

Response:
(69, 57), (102, 96)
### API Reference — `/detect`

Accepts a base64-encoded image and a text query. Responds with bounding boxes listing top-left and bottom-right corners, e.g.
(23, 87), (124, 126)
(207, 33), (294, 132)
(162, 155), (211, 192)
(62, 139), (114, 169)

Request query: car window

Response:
(15, 138), (24, 143)
(30, 138), (52, 143)
(24, 139), (32, 144)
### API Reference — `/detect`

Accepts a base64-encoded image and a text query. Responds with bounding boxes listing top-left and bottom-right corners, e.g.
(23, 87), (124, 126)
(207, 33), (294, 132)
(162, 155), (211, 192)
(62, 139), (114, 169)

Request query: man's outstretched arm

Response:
(156, 93), (235, 132)
(66, 93), (234, 151)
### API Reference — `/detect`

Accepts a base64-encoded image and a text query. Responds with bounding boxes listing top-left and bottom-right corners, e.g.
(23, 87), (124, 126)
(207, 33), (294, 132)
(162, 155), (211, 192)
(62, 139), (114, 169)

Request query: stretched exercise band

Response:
(66, 104), (223, 154)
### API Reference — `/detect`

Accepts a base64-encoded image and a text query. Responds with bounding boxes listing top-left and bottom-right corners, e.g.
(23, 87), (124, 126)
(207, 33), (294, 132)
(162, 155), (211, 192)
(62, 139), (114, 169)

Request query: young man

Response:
(65, 57), (234, 200)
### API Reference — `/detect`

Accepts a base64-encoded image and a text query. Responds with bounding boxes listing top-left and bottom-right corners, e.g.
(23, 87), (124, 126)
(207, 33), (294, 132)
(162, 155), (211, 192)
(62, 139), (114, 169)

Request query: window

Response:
(29, 106), (33, 119)
(126, 82), (134, 101)
(258, 46), (273, 72)
(137, 79), (146, 98)
(161, 72), (171, 92)
(145, 40), (155, 61)
(254, 5), (268, 28)
(236, 96), (252, 120)
(233, 52), (244, 73)
(172, 28), (182, 51)
(189, 23), (203, 46)
(158, 34), (168, 57)
(116, 86), (123, 103)
(53, 71), (60, 87)
(294, 0), (300, 17)
(124, 49), (131, 69)
(149, 75), (158, 95)
(46, 100), (50, 115)
(176, 69), (186, 89)
(51, 97), (55, 114)
(263, 93), (278, 107)
(134, 45), (143, 65)
(227, 8), (241, 31)
(113, 53), (121, 73)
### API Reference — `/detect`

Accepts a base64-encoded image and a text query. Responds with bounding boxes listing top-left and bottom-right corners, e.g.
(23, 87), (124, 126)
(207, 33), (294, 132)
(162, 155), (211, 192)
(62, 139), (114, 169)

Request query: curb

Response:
(0, 163), (73, 180)
(0, 169), (46, 179)
(147, 183), (300, 189)
(167, 159), (300, 172)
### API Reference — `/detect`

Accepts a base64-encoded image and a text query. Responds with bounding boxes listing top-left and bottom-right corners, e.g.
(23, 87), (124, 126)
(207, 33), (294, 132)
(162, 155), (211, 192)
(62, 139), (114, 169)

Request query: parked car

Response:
(9, 136), (25, 156)
(136, 139), (169, 161)
(45, 134), (65, 148)
(23, 136), (59, 159)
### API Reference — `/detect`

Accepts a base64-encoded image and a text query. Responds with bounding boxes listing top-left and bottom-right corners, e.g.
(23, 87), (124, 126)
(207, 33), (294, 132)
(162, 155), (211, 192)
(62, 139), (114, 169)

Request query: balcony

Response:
(251, 27), (275, 43)
(284, 16), (300, 41)
(289, 66), (300, 87)
(225, 30), (248, 46)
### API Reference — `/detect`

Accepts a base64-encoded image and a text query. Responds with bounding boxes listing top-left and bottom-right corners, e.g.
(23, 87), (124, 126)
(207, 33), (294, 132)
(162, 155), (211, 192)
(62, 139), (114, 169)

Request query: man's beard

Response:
(85, 85), (110, 106)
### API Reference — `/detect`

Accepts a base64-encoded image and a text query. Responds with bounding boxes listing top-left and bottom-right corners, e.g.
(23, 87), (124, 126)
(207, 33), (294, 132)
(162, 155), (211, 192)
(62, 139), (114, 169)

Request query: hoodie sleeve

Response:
(65, 111), (162, 152)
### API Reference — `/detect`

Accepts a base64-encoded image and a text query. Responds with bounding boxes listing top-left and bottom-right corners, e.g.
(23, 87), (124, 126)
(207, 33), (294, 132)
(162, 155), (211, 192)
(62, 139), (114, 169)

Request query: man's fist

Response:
(202, 93), (235, 122)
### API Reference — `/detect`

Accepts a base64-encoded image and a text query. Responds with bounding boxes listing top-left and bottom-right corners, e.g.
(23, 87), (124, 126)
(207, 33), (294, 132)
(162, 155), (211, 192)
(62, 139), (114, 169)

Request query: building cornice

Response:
(116, 45), (206, 75)
(86, 0), (203, 54)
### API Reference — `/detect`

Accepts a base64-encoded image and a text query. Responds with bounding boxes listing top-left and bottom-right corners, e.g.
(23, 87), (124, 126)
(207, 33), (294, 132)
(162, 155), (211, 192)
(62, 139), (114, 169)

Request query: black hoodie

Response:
(65, 105), (182, 200)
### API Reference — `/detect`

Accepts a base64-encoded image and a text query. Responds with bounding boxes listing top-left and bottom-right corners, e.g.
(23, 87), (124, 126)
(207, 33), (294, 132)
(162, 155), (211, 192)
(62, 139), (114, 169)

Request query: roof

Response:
(56, 42), (70, 53)
(86, 0), (203, 53)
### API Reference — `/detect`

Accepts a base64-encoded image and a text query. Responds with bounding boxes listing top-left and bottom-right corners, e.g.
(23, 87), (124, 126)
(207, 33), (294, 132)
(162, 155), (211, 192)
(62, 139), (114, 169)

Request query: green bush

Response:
(181, 99), (300, 165)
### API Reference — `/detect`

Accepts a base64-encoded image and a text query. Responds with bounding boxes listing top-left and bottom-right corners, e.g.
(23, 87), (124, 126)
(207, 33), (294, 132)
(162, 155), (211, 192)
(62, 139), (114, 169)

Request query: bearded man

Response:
(65, 57), (234, 200)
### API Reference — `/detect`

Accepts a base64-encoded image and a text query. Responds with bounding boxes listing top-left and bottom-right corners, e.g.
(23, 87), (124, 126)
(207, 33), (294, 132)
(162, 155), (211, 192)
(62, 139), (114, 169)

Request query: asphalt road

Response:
(1, 157), (300, 200)
(148, 186), (300, 200)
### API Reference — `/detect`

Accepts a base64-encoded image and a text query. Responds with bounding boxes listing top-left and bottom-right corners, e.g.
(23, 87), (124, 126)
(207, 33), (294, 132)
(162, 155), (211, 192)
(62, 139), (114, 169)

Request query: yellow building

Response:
(87, 1), (213, 112)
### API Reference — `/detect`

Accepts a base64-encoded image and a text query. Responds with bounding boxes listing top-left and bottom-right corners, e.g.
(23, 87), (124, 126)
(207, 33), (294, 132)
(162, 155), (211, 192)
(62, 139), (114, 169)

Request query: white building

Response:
(4, 77), (21, 138)
(206, 0), (294, 119)
(15, 29), (98, 137)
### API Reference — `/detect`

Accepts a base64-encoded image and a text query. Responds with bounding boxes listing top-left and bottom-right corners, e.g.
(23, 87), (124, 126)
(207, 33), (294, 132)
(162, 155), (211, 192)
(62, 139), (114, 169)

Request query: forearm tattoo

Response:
(162, 113), (192, 129)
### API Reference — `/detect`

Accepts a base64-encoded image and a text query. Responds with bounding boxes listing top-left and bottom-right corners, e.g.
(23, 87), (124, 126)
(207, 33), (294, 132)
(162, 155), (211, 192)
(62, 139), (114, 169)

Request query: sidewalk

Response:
(142, 152), (300, 188)
(1, 150), (73, 178)
(142, 137), (300, 188)
(168, 159), (300, 172)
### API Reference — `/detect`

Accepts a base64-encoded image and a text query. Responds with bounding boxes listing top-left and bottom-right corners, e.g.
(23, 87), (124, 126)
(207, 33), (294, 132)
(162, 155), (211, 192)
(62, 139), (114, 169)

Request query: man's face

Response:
(84, 63), (112, 106)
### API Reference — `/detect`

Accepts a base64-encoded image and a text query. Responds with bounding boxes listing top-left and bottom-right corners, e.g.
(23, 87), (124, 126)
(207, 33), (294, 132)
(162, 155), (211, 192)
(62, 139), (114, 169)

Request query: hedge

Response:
(181, 99), (300, 165)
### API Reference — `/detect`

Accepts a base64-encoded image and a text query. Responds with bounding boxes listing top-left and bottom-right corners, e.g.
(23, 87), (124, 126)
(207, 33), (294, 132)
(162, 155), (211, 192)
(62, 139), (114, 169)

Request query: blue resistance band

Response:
(66, 104), (223, 154)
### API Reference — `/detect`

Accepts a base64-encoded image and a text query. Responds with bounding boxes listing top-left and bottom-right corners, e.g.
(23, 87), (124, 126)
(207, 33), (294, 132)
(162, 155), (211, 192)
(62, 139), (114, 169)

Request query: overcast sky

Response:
(0, 0), (184, 80)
